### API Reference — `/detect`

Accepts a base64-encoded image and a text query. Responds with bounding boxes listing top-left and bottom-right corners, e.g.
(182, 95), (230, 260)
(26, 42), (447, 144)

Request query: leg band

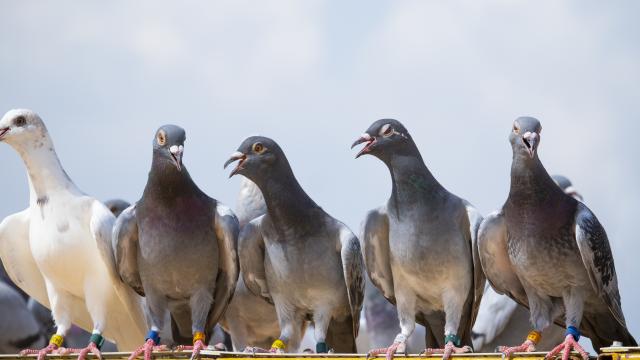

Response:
(316, 342), (328, 353)
(444, 334), (462, 347)
(271, 339), (286, 350)
(49, 334), (64, 347)
(145, 330), (161, 345)
(526, 330), (542, 344)
(89, 333), (105, 349)
(566, 326), (580, 341)
(193, 331), (206, 344)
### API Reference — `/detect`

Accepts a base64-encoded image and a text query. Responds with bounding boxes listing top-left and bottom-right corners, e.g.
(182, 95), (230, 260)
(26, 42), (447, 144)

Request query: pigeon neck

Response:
(385, 152), (446, 211)
(14, 139), (79, 203)
(253, 164), (320, 228)
(145, 157), (201, 199)
(509, 154), (565, 201)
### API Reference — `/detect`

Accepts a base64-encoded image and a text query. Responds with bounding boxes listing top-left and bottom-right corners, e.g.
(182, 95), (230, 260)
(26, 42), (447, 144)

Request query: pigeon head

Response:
(224, 136), (285, 181)
(351, 119), (413, 160)
(0, 109), (49, 148)
(103, 199), (131, 217)
(509, 117), (542, 160)
(153, 125), (185, 172)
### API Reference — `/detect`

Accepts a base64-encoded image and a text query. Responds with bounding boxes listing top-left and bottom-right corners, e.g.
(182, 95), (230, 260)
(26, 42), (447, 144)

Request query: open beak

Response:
(0, 127), (9, 141)
(169, 145), (183, 172)
(351, 133), (376, 158)
(224, 151), (247, 178)
(522, 132), (539, 158)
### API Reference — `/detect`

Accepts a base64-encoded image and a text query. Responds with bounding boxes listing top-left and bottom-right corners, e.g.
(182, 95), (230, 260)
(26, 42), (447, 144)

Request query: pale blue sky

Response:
(1, 0), (639, 341)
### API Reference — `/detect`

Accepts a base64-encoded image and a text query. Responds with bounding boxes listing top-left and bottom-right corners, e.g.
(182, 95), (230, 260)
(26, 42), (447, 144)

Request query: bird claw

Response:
(497, 340), (536, 358)
(74, 342), (103, 360)
(421, 342), (472, 360)
(545, 335), (589, 360)
(367, 341), (406, 360)
(128, 339), (165, 360)
(188, 340), (206, 360)
(20, 343), (58, 360)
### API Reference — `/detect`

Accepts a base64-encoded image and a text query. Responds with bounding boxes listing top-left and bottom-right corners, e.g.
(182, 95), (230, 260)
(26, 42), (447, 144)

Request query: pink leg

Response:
(176, 339), (206, 360)
(65, 342), (102, 360)
(367, 340), (406, 360)
(422, 342), (472, 360)
(128, 339), (168, 360)
(20, 343), (58, 360)
(545, 335), (589, 360)
(497, 339), (537, 358)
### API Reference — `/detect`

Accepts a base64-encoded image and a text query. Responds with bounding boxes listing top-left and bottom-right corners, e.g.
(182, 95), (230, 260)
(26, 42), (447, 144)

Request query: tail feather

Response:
(581, 311), (637, 351)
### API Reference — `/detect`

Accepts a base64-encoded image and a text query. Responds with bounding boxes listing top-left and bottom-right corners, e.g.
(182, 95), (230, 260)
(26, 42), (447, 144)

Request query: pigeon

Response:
(478, 117), (637, 360)
(220, 178), (281, 351)
(113, 125), (239, 360)
(472, 175), (583, 352)
(0, 281), (46, 354)
(0, 109), (147, 360)
(224, 136), (364, 353)
(351, 119), (485, 360)
(104, 199), (131, 217)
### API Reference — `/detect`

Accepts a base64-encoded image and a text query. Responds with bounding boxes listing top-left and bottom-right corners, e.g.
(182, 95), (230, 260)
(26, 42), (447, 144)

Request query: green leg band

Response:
(444, 334), (461, 347)
(89, 333), (105, 349)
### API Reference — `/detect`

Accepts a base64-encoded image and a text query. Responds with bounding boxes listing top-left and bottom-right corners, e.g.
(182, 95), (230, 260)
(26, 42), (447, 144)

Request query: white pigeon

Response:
(0, 109), (146, 359)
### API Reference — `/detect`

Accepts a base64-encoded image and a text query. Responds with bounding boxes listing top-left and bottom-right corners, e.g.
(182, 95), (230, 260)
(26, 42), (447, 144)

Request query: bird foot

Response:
(175, 340), (206, 360)
(497, 339), (536, 358)
(243, 346), (283, 354)
(20, 343), (59, 360)
(367, 340), (406, 360)
(61, 342), (102, 360)
(128, 339), (167, 360)
(421, 342), (472, 360)
(545, 335), (589, 360)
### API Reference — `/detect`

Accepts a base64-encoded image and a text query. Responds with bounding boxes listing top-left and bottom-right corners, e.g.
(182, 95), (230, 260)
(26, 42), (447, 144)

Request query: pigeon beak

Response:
(169, 145), (184, 172)
(224, 151), (247, 178)
(0, 127), (9, 141)
(564, 186), (583, 201)
(522, 132), (539, 158)
(351, 133), (376, 158)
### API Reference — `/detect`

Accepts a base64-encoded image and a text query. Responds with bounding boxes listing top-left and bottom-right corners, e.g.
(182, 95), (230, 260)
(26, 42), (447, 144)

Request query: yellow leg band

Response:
(527, 330), (542, 344)
(271, 339), (286, 350)
(193, 331), (206, 344)
(49, 334), (64, 347)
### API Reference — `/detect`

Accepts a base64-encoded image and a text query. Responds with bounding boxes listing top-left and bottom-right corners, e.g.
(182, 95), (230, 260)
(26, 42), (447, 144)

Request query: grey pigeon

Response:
(114, 125), (239, 360)
(351, 119), (485, 360)
(0, 282), (46, 353)
(224, 136), (364, 353)
(220, 178), (281, 351)
(104, 199), (131, 218)
(478, 117), (636, 360)
(472, 175), (583, 352)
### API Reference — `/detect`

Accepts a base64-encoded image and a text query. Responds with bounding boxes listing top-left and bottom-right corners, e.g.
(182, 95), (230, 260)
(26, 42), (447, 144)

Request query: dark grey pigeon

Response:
(551, 175), (583, 201)
(478, 117), (636, 360)
(352, 119), (485, 360)
(0, 282), (46, 354)
(114, 125), (239, 360)
(224, 136), (364, 354)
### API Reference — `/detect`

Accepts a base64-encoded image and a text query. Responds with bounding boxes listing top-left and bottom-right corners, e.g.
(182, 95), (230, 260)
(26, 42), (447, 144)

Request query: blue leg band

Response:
(146, 330), (161, 345)
(566, 326), (580, 341)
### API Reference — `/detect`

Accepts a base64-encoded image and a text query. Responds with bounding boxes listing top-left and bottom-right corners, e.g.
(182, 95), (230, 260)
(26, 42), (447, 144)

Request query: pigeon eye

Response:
(14, 116), (26, 127)
(252, 142), (265, 154)
(157, 131), (166, 146)
(513, 124), (520, 134)
(381, 124), (393, 137)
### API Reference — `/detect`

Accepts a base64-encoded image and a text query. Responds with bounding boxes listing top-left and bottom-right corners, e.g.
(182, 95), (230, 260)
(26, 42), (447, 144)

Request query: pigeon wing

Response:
(360, 207), (395, 304)
(238, 216), (271, 303)
(574, 203), (626, 327)
(206, 204), (240, 330)
(112, 204), (144, 296)
(477, 210), (528, 308)
(464, 202), (486, 327)
(338, 225), (365, 337)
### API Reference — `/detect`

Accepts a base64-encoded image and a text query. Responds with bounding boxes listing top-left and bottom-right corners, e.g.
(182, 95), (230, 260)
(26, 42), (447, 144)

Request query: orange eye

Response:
(513, 123), (520, 134)
(157, 130), (166, 146)
(252, 142), (265, 154)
